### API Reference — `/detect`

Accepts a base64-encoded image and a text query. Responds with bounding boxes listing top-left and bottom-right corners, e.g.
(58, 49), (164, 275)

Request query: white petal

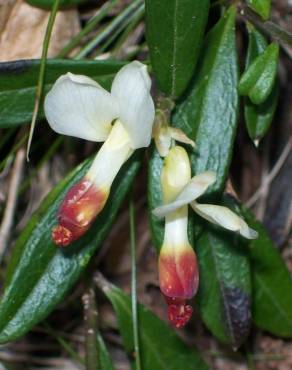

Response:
(44, 73), (118, 141)
(152, 120), (171, 157)
(191, 203), (258, 239)
(169, 127), (195, 148)
(152, 171), (216, 218)
(87, 120), (133, 189)
(111, 61), (155, 149)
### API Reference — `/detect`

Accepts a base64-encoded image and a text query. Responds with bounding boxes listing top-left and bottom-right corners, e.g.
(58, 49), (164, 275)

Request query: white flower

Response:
(44, 61), (155, 246)
(153, 147), (258, 240)
(45, 61), (155, 190)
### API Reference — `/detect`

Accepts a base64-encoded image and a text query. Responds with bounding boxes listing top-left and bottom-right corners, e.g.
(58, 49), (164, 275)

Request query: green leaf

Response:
(0, 154), (140, 344)
(244, 26), (278, 140)
(26, 0), (86, 10)
(173, 6), (238, 193)
(148, 148), (165, 250)
(145, 0), (210, 98)
(241, 208), (292, 338)
(195, 197), (252, 349)
(238, 42), (279, 105)
(0, 59), (124, 128)
(96, 276), (209, 370)
(98, 334), (115, 370)
(247, 0), (271, 20)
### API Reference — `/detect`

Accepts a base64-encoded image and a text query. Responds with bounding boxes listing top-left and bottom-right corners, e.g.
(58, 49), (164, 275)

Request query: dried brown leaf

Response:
(0, 0), (80, 61)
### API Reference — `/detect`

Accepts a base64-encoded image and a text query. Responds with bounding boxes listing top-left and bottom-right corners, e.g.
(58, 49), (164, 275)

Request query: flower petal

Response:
(111, 61), (155, 149)
(44, 73), (118, 141)
(191, 202), (258, 239)
(152, 171), (216, 218)
(169, 127), (195, 148)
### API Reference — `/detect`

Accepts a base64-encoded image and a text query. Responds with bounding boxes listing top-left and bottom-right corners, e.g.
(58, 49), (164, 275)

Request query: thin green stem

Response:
(75, 0), (142, 59)
(18, 136), (63, 195)
(129, 199), (142, 370)
(238, 2), (292, 48)
(93, 4), (144, 58)
(111, 4), (145, 57)
(44, 324), (84, 365)
(27, 0), (60, 160)
(57, 0), (119, 58)
(0, 132), (28, 173)
(0, 128), (17, 152)
(83, 287), (99, 370)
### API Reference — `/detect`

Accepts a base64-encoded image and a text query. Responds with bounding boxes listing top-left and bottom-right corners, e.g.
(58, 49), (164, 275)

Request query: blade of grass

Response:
(44, 324), (84, 365)
(111, 4), (144, 58)
(129, 198), (142, 370)
(27, 0), (60, 161)
(82, 287), (99, 370)
(0, 132), (28, 173)
(75, 0), (142, 59)
(57, 0), (119, 58)
(93, 4), (144, 58)
(18, 136), (63, 195)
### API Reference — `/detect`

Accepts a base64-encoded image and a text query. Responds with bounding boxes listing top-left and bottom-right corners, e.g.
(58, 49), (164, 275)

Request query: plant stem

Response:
(238, 2), (292, 50)
(18, 136), (63, 195)
(82, 287), (99, 370)
(93, 3), (144, 58)
(75, 0), (142, 59)
(111, 4), (145, 58)
(27, 0), (60, 160)
(57, 0), (119, 58)
(129, 199), (142, 370)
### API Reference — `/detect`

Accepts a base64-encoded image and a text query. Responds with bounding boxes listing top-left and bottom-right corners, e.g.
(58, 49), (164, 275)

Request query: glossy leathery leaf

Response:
(148, 147), (164, 250)
(98, 334), (115, 370)
(0, 154), (140, 344)
(145, 0), (210, 98)
(244, 26), (278, 140)
(247, 0), (271, 20)
(26, 0), (86, 10)
(173, 6), (238, 193)
(238, 42), (279, 105)
(0, 59), (124, 128)
(241, 207), (292, 337)
(195, 199), (252, 348)
(148, 147), (195, 251)
(97, 277), (210, 370)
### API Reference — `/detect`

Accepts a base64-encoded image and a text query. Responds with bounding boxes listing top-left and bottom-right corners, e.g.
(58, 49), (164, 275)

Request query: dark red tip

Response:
(52, 225), (74, 247)
(51, 176), (108, 247)
(164, 296), (193, 328)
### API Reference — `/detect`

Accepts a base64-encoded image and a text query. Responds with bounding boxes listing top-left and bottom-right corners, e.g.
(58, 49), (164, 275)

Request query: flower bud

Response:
(158, 146), (199, 328)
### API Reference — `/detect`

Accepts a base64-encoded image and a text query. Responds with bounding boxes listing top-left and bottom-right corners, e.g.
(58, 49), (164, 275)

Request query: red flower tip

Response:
(52, 225), (74, 247)
(52, 176), (108, 247)
(167, 299), (193, 329)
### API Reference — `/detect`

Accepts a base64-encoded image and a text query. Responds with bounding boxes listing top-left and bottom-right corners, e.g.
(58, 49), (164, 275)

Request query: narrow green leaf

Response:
(241, 208), (292, 338)
(98, 334), (115, 370)
(0, 59), (124, 128)
(96, 276), (209, 370)
(173, 6), (238, 193)
(244, 26), (278, 140)
(196, 213), (251, 349)
(26, 0), (86, 10)
(145, 0), (210, 98)
(247, 0), (271, 21)
(238, 42), (279, 105)
(0, 154), (140, 344)
(148, 148), (164, 250)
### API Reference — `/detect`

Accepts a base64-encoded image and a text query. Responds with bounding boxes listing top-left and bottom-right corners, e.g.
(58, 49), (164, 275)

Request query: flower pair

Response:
(153, 145), (257, 328)
(44, 61), (155, 246)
